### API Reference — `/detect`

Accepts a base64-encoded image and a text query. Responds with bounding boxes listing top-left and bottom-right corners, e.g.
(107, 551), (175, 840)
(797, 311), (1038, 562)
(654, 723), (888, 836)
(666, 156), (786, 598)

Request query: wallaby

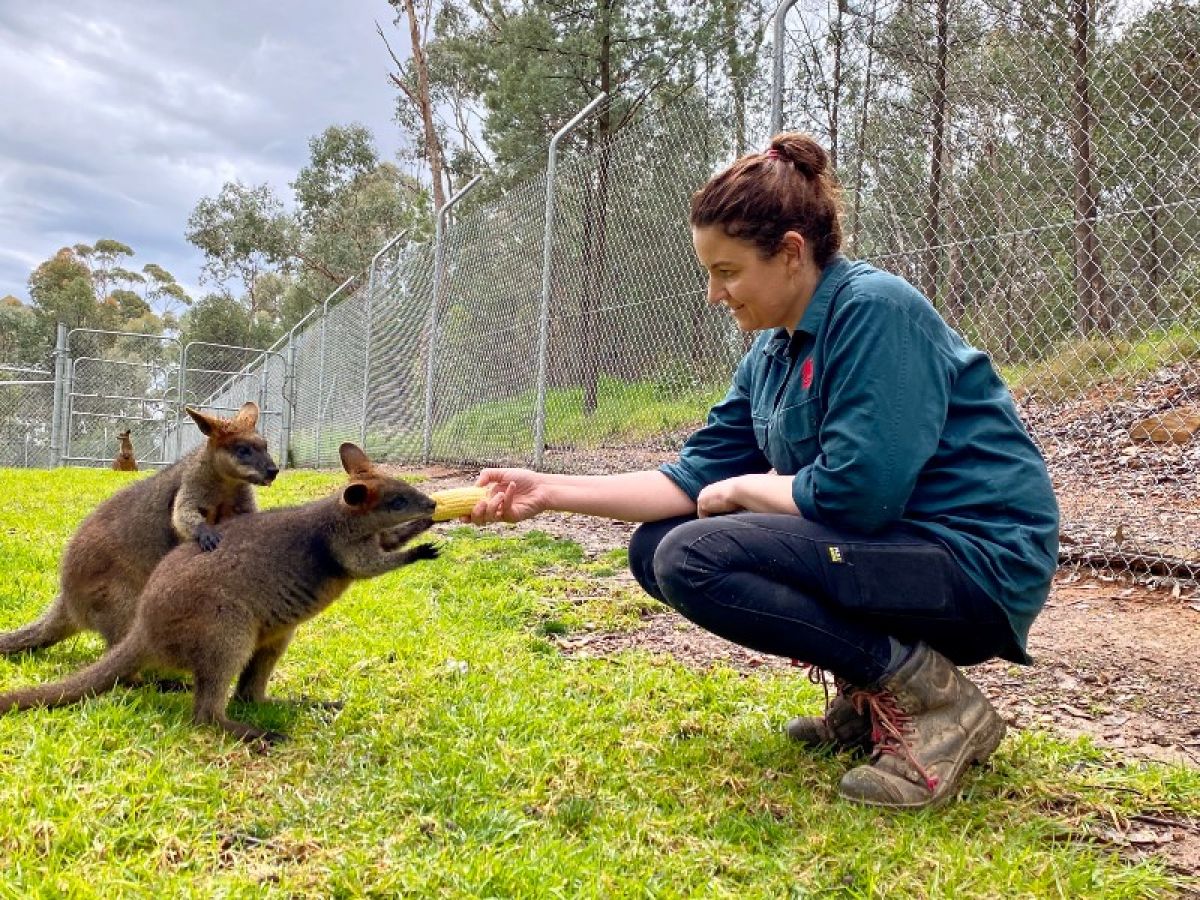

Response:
(0, 402), (278, 655)
(111, 429), (138, 471)
(0, 443), (437, 744)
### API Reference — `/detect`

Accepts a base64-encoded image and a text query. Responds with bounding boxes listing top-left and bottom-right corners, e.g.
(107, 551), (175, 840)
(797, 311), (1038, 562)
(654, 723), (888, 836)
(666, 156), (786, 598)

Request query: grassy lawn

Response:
(0, 467), (1196, 897)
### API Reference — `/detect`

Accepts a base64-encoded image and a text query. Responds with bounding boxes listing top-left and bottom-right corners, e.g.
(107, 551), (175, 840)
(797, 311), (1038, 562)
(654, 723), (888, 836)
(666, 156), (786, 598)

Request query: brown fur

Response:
(0, 402), (278, 655)
(0, 444), (437, 744)
(111, 430), (138, 471)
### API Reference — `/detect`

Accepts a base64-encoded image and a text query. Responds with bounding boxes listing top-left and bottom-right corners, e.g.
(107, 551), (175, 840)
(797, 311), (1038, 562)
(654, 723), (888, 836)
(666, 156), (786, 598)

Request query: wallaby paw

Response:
(245, 730), (289, 753)
(407, 542), (441, 562)
(379, 518), (434, 551)
(196, 525), (222, 552)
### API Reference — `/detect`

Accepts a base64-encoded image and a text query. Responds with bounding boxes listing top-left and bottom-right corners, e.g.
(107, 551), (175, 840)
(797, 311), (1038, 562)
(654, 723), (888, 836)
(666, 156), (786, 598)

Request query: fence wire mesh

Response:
(0, 367), (53, 468)
(774, 0), (1200, 578)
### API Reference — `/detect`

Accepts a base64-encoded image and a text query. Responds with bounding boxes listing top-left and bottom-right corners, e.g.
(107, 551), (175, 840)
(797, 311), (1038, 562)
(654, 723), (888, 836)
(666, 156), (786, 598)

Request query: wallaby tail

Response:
(0, 597), (78, 654)
(0, 636), (145, 713)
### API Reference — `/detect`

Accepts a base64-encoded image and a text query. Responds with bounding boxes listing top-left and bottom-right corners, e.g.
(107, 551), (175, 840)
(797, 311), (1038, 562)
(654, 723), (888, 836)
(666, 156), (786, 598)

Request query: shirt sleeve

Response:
(793, 293), (953, 533)
(659, 351), (771, 500)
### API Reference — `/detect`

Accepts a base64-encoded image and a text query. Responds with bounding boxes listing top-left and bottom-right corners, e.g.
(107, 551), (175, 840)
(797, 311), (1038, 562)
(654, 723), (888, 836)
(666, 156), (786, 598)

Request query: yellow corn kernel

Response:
(429, 486), (490, 522)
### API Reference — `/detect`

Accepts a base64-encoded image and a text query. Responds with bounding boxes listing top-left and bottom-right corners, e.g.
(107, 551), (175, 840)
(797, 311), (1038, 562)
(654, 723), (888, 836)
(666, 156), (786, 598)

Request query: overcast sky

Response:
(0, 1), (412, 306)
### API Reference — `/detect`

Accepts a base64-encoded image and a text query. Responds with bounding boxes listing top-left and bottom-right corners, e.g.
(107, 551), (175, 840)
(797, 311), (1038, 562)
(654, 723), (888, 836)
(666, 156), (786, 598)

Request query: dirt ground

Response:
(410, 465), (1200, 882)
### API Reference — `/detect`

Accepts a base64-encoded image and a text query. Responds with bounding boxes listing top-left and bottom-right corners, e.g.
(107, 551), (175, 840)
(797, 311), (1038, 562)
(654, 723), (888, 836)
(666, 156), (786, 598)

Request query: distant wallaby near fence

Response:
(111, 430), (138, 471)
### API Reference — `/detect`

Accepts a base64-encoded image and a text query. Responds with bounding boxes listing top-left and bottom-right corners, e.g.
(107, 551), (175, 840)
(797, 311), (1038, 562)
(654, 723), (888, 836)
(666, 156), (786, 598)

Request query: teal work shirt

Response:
(660, 255), (1059, 659)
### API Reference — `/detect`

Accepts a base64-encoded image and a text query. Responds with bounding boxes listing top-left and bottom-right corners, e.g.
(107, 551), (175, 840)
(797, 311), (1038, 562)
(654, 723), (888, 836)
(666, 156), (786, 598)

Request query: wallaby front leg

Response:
(172, 501), (220, 550)
(336, 537), (439, 578)
(233, 630), (295, 704)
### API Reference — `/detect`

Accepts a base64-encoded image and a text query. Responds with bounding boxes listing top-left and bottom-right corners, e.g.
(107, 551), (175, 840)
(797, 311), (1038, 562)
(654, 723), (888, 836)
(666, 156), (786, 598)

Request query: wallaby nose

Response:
(266, 465), (280, 482)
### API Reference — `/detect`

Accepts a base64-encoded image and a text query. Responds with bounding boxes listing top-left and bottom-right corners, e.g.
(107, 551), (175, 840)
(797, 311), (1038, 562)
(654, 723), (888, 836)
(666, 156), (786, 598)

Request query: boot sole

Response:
(842, 712), (1008, 810)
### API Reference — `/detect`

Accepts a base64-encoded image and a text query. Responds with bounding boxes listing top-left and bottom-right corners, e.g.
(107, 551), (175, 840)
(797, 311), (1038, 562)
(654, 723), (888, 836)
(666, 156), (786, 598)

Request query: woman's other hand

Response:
(697, 474), (800, 518)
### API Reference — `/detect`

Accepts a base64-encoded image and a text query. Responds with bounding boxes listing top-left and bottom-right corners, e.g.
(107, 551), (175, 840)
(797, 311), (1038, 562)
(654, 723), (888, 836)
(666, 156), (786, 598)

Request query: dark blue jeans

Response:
(628, 514), (1019, 686)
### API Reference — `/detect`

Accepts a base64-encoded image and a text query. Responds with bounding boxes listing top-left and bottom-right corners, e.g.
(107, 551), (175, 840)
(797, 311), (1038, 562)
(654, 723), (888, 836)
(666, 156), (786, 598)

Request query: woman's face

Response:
(692, 226), (811, 333)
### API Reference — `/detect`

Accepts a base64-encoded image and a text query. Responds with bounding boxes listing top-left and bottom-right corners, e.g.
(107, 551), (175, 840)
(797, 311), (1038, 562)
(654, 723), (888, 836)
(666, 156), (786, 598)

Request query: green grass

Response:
(0, 468), (1197, 897)
(1003, 324), (1200, 402)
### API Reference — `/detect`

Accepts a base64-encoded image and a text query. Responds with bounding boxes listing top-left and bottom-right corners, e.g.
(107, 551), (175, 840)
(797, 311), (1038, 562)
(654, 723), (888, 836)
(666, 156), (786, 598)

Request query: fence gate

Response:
(61, 329), (182, 469)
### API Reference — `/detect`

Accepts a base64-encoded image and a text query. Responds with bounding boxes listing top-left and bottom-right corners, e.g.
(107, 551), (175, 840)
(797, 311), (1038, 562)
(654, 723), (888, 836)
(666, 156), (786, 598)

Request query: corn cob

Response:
(429, 486), (490, 522)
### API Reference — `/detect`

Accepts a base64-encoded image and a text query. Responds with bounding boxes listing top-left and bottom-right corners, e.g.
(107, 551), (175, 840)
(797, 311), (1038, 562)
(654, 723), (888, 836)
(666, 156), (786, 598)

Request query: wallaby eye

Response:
(236, 446), (252, 459)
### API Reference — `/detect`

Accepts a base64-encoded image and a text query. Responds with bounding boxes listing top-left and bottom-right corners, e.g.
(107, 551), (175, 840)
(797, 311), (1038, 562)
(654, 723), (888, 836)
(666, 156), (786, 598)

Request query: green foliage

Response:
(22, 243), (183, 362)
(0, 467), (1195, 895)
(185, 125), (433, 341)
(1004, 324), (1200, 401)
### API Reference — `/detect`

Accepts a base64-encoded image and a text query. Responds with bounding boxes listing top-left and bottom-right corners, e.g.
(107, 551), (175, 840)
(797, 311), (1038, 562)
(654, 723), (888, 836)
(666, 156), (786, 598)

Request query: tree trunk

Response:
(723, 0), (747, 154)
(580, 0), (615, 416)
(400, 0), (446, 212)
(1069, 0), (1112, 333)
(921, 0), (949, 308)
(849, 0), (878, 252)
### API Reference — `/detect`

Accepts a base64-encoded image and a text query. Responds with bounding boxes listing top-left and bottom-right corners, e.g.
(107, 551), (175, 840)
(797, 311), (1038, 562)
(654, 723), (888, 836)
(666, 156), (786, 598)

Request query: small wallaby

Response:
(0, 443), (437, 744)
(0, 402), (278, 655)
(112, 429), (138, 471)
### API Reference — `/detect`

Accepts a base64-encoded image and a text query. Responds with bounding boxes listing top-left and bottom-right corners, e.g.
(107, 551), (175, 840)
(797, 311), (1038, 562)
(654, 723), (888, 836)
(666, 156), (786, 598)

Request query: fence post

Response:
(49, 322), (67, 467)
(280, 331), (297, 469)
(314, 276), (358, 469)
(423, 174), (482, 464)
(533, 92), (609, 469)
(360, 231), (408, 452)
(770, 0), (800, 137)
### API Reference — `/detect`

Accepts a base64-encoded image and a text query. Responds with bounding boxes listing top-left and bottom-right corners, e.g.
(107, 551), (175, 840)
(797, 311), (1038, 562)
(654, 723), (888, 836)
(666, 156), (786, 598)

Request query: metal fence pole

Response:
(360, 231), (408, 451)
(49, 322), (67, 467)
(281, 331), (297, 469)
(770, 0), (800, 138)
(423, 174), (482, 463)
(533, 92), (609, 469)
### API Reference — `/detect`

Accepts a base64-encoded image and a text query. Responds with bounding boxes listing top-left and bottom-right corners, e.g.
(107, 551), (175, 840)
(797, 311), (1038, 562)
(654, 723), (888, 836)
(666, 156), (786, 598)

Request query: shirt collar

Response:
(761, 254), (852, 358)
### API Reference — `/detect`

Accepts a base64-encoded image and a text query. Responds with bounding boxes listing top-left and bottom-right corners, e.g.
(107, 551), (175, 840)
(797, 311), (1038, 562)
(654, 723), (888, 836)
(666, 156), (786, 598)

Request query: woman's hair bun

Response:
(768, 133), (829, 179)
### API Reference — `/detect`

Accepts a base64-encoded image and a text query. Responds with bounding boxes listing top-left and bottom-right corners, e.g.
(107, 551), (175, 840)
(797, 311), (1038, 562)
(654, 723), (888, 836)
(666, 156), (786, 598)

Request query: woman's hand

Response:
(696, 473), (801, 518)
(465, 468), (550, 524)
(696, 477), (745, 518)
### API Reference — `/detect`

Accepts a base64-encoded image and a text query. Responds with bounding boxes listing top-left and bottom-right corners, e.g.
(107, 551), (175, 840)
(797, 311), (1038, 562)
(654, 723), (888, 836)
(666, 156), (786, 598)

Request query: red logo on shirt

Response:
(801, 357), (814, 390)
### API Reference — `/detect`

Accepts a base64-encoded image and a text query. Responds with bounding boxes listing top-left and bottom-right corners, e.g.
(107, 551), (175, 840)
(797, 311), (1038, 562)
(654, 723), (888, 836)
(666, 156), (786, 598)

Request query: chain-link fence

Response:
(773, 0), (1200, 577)
(2, 0), (1195, 581)
(0, 366), (53, 468)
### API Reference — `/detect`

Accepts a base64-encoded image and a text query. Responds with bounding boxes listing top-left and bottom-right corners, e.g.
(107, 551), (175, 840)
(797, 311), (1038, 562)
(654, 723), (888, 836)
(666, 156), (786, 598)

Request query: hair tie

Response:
(764, 148), (781, 160)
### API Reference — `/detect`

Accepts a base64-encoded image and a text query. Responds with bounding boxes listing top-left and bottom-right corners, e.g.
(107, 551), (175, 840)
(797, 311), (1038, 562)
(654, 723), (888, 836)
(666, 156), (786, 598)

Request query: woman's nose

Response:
(707, 278), (725, 305)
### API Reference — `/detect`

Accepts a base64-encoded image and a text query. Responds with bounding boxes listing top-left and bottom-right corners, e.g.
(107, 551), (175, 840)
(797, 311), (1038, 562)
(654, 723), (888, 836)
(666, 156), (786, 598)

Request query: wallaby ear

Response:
(231, 401), (259, 430)
(342, 482), (370, 508)
(339, 442), (374, 476)
(186, 406), (216, 436)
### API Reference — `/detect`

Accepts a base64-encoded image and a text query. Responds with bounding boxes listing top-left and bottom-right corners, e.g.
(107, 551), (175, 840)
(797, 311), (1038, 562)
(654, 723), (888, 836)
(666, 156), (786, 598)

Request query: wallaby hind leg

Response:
(0, 596), (79, 654)
(233, 630), (295, 704)
(192, 650), (286, 745)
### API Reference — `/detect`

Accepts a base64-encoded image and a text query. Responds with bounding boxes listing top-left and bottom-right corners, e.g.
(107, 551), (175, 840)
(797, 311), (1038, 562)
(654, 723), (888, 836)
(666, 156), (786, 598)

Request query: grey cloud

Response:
(0, 0), (410, 307)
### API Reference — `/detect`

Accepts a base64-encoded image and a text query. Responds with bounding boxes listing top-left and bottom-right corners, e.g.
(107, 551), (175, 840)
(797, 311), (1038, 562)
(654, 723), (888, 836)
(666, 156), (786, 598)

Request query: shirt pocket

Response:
(769, 396), (821, 470)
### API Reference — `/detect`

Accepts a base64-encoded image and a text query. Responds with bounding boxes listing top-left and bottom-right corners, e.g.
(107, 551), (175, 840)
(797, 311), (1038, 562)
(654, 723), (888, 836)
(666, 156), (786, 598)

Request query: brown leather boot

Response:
(784, 677), (873, 752)
(837, 643), (1006, 808)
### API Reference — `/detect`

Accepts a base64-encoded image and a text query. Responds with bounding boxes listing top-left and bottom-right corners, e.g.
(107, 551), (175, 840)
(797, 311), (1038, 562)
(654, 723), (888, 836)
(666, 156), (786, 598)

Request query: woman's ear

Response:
(780, 231), (808, 268)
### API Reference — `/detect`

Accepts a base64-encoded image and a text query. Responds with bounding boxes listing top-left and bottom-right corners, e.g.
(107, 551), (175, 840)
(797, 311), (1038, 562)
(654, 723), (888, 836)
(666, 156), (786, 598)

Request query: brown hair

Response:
(690, 132), (844, 268)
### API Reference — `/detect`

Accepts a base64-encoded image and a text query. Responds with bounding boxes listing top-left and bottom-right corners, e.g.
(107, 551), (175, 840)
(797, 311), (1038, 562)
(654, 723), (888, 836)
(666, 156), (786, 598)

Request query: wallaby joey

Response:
(0, 402), (278, 656)
(111, 429), (138, 471)
(0, 443), (438, 744)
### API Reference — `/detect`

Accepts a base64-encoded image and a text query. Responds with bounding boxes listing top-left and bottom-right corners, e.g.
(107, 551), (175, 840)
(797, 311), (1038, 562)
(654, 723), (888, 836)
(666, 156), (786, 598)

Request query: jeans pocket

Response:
(837, 542), (955, 617)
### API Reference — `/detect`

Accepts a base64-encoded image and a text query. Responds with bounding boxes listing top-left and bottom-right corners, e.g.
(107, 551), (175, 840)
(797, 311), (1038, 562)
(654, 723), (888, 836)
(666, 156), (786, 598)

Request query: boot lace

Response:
(792, 659), (833, 713)
(851, 689), (941, 794)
